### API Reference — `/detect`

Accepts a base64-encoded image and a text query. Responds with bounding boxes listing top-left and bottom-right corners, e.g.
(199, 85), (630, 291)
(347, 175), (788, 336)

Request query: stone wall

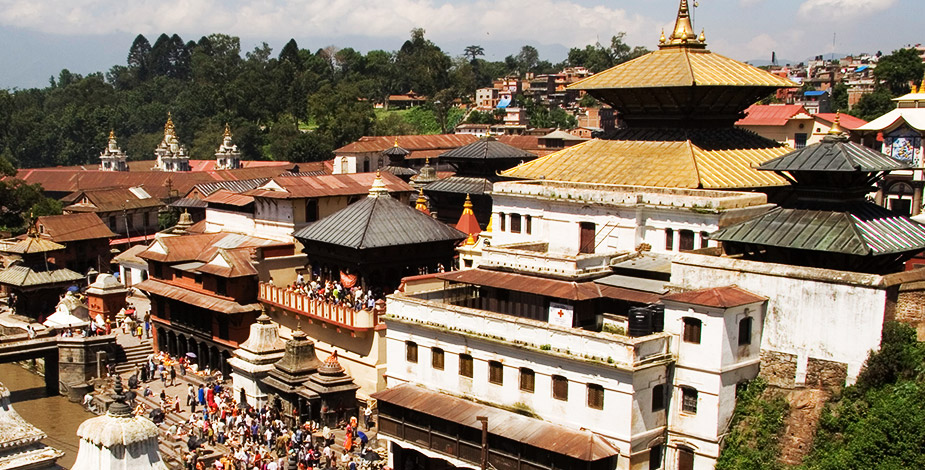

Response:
(896, 283), (925, 340)
(804, 358), (848, 392)
(759, 351), (797, 388)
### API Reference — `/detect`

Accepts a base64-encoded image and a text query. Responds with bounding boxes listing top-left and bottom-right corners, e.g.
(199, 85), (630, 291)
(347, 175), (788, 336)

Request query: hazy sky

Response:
(0, 0), (922, 89)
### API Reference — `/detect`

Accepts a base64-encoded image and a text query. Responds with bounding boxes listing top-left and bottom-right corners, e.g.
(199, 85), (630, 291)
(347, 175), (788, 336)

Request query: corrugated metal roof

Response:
(383, 166), (419, 177)
(113, 244), (149, 267)
(336, 135), (478, 154)
(371, 383), (622, 462)
(203, 189), (255, 206)
(37, 213), (116, 242)
(502, 138), (789, 189)
(4, 236), (65, 254)
(193, 178), (270, 197)
(709, 204), (925, 256)
(570, 47), (798, 90)
(136, 279), (260, 313)
(758, 136), (910, 172)
(170, 197), (208, 209)
(814, 113), (868, 130)
(293, 195), (465, 249)
(662, 286), (766, 308)
(62, 187), (164, 213)
(439, 138), (537, 161)
(436, 268), (662, 303)
(247, 172), (413, 199)
(424, 176), (495, 195)
(0, 264), (84, 287)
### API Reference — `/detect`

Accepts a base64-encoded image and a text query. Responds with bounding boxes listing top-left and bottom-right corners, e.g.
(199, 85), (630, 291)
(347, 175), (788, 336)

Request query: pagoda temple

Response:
(0, 229), (84, 318)
(503, 0), (800, 195)
(710, 118), (925, 274)
(380, 140), (418, 182)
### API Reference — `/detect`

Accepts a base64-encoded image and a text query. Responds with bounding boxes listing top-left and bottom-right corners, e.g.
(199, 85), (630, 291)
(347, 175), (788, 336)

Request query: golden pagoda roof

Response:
(501, 139), (790, 189)
(569, 47), (798, 90)
(6, 235), (66, 254)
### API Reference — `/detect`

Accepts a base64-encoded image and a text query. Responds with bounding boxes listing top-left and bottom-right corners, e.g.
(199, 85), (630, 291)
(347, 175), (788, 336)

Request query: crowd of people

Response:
(283, 275), (379, 312)
(119, 349), (385, 470)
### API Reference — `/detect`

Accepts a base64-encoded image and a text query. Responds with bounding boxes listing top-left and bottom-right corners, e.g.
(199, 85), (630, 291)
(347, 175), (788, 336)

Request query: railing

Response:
(259, 282), (381, 332)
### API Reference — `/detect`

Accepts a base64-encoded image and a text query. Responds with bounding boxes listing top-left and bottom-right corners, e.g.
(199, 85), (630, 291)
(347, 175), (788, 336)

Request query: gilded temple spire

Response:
(660, 0), (706, 49)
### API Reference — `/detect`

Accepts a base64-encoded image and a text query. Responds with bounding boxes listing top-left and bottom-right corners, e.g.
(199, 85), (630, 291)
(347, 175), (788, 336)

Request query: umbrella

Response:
(186, 352), (197, 358)
(67, 285), (80, 292)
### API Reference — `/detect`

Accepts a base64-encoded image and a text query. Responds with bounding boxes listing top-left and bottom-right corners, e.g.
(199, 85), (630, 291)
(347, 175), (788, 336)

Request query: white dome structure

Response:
(72, 379), (166, 470)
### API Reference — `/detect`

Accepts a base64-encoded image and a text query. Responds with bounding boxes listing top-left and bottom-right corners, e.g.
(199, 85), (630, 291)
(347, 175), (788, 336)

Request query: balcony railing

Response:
(259, 282), (382, 332)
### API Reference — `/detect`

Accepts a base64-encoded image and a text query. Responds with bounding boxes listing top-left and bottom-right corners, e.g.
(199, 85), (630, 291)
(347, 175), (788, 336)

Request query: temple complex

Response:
(0, 230), (84, 318)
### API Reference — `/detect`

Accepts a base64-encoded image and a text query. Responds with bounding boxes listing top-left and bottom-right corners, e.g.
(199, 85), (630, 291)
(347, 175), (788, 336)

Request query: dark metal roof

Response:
(594, 274), (669, 294)
(293, 195), (466, 249)
(382, 166), (419, 177)
(759, 135), (911, 172)
(193, 178), (269, 197)
(170, 197), (208, 209)
(382, 145), (410, 157)
(709, 203), (925, 256)
(438, 138), (537, 161)
(436, 268), (662, 303)
(662, 286), (767, 308)
(371, 383), (622, 462)
(424, 176), (495, 195)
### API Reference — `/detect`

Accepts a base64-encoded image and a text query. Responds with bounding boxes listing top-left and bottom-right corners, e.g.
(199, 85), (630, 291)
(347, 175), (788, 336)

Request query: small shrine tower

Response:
(85, 273), (128, 325)
(153, 113), (190, 172)
(99, 130), (128, 172)
(215, 123), (242, 170)
(228, 309), (285, 407)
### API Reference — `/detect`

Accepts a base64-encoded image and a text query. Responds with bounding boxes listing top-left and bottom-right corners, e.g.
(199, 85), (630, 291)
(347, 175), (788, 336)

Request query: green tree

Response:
(463, 45), (485, 63)
(830, 82), (849, 113)
(874, 48), (925, 96)
(851, 88), (894, 121)
(395, 28), (451, 96)
(127, 34), (152, 81)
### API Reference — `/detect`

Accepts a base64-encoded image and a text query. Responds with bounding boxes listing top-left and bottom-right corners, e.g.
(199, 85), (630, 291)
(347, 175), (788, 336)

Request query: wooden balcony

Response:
(259, 282), (383, 333)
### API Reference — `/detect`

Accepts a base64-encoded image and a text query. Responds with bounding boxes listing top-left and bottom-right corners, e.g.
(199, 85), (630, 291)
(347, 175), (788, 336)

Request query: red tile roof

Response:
(36, 213), (116, 242)
(814, 113), (868, 130)
(736, 104), (809, 126)
(661, 286), (766, 308)
(12, 164), (299, 200)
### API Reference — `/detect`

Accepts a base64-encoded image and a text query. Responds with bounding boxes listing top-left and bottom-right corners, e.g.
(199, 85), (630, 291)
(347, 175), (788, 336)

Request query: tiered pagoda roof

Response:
(505, 0), (798, 190)
(710, 122), (925, 273)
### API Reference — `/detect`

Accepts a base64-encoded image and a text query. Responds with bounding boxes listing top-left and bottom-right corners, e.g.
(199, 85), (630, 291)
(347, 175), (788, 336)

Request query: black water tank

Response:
(628, 306), (654, 337)
(649, 304), (665, 333)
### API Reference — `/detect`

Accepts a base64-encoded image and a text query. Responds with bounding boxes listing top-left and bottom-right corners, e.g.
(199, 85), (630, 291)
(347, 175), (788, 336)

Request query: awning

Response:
(372, 383), (621, 462)
(110, 234), (157, 246)
(436, 269), (661, 303)
(135, 279), (260, 314)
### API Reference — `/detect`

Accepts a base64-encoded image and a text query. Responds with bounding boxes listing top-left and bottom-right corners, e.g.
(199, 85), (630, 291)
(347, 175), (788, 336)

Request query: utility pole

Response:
(476, 415), (488, 470)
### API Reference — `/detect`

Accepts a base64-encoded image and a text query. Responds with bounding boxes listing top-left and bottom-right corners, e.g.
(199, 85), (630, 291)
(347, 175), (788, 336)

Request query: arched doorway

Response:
(221, 350), (232, 378)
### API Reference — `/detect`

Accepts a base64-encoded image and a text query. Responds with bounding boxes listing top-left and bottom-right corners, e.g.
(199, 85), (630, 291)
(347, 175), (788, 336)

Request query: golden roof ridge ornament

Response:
(223, 122), (232, 138)
(660, 0), (706, 49)
(827, 111), (845, 136)
(165, 112), (176, 137)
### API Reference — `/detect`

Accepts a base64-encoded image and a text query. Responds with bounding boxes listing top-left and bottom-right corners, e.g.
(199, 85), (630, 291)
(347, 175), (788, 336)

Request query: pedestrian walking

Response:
(169, 364), (177, 386)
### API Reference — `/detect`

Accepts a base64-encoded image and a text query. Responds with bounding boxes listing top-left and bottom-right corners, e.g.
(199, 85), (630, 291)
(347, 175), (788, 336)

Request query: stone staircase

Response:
(113, 337), (153, 375)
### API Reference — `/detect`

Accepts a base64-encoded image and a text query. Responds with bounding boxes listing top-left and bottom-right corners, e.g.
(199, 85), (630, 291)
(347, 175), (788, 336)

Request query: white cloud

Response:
(0, 0), (660, 49)
(797, 0), (896, 21)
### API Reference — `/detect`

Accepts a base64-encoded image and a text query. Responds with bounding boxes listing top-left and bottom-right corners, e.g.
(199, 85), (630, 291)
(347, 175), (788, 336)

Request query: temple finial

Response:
(828, 111), (845, 136)
(109, 129), (116, 140)
(223, 122), (232, 138)
(661, 0), (705, 49)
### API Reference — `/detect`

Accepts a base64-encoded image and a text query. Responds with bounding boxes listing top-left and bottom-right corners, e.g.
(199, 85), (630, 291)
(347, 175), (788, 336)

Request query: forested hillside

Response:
(0, 30), (646, 170)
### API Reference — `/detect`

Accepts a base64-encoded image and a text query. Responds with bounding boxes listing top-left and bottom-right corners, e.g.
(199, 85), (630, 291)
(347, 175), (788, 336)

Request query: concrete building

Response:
(736, 104), (867, 149)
